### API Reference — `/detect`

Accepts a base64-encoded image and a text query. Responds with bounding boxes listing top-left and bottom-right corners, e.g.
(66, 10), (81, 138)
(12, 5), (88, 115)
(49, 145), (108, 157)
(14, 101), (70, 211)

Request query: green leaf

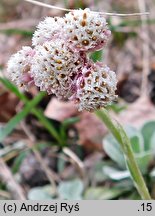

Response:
(62, 117), (80, 128)
(0, 29), (33, 37)
(90, 50), (103, 62)
(103, 134), (126, 169)
(0, 77), (26, 101)
(12, 151), (28, 173)
(141, 121), (155, 151)
(0, 92), (44, 142)
(84, 187), (129, 200)
(93, 161), (114, 183)
(103, 125), (144, 169)
(102, 166), (130, 180)
(31, 142), (53, 151)
(0, 78), (62, 144)
(136, 151), (154, 173)
(96, 109), (152, 200)
(107, 103), (127, 113)
(28, 185), (54, 200)
(60, 117), (80, 145)
(118, 18), (155, 28)
(149, 132), (155, 153)
(58, 179), (84, 200)
(124, 125), (144, 153)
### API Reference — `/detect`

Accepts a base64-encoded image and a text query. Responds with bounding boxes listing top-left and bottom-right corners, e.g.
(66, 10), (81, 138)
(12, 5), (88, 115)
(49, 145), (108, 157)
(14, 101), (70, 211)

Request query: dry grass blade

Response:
(21, 122), (61, 194)
(63, 147), (85, 179)
(0, 158), (26, 200)
(24, 0), (149, 16)
(0, 190), (11, 199)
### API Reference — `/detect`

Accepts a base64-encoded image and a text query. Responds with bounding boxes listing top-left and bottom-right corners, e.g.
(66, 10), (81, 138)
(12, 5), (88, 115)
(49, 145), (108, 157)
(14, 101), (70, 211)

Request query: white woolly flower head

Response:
(74, 62), (117, 111)
(31, 39), (85, 99)
(64, 8), (111, 52)
(7, 9), (117, 112)
(32, 17), (65, 46)
(7, 46), (34, 90)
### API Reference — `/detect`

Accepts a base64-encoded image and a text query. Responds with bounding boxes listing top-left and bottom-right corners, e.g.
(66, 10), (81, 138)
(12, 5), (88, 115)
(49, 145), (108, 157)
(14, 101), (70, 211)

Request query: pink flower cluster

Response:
(7, 8), (117, 112)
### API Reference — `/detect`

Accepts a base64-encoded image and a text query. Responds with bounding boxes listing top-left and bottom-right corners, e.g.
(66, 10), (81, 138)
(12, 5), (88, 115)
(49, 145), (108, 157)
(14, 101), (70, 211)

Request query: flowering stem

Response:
(95, 109), (151, 200)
